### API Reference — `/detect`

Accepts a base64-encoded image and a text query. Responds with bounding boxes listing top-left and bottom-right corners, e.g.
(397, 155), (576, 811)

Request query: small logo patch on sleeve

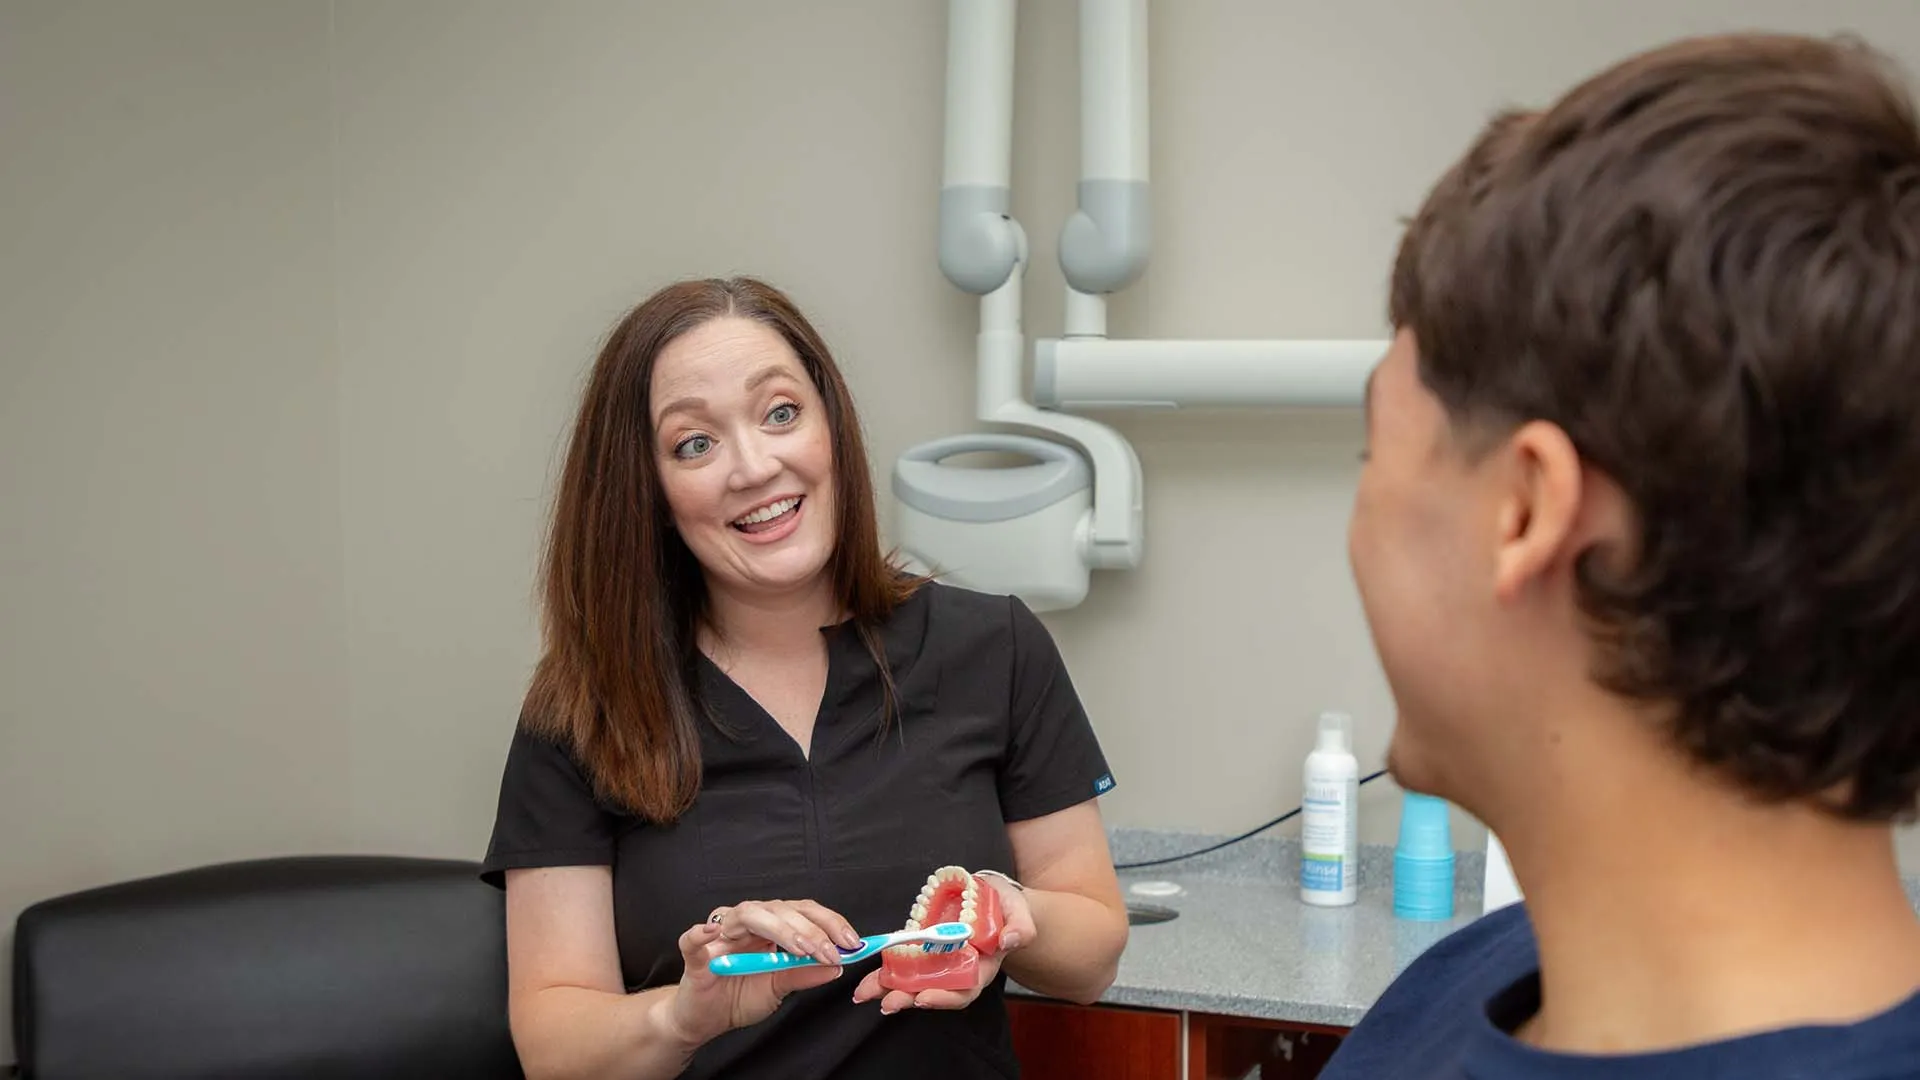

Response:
(1093, 773), (1115, 795)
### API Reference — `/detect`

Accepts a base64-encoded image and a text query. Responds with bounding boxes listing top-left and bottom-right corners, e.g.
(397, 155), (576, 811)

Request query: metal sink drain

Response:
(1125, 902), (1179, 926)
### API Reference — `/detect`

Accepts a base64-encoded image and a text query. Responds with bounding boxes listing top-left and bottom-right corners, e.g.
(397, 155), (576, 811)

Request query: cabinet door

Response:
(1186, 1013), (1347, 1079)
(1007, 998), (1181, 1079)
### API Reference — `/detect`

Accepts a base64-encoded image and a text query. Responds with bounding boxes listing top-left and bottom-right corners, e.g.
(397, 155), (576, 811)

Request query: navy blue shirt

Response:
(1321, 903), (1920, 1079)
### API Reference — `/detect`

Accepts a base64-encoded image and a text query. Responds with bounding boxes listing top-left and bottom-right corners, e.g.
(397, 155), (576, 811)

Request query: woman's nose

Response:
(729, 432), (782, 489)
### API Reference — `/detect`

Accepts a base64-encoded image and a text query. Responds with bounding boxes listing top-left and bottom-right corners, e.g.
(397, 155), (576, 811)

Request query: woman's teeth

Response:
(733, 496), (800, 529)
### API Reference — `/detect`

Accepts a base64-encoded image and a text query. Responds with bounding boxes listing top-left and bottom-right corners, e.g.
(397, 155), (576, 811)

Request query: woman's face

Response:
(649, 316), (838, 603)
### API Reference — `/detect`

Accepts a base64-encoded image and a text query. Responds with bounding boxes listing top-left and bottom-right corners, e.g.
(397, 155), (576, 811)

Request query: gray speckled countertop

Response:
(1009, 828), (1920, 1028)
(1006, 828), (1489, 1027)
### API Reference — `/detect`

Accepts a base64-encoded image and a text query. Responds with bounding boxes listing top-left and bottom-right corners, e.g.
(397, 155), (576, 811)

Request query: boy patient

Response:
(1322, 31), (1920, 1080)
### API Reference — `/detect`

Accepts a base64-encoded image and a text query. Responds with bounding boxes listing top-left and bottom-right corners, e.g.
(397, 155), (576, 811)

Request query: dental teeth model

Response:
(878, 865), (1008, 993)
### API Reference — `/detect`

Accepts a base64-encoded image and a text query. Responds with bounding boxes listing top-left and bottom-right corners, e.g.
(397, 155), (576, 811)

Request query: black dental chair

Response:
(11, 855), (525, 1079)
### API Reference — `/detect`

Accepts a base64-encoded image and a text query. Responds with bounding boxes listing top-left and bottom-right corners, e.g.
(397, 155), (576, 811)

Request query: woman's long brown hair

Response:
(523, 277), (921, 822)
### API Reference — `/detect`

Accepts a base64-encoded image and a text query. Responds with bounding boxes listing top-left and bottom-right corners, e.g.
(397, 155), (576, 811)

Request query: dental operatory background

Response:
(7, 0), (1920, 1065)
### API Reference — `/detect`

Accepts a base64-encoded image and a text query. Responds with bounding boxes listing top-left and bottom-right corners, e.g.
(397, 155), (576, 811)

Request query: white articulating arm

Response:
(917, 0), (1381, 606)
(1059, 0), (1151, 306)
(975, 261), (1145, 569)
(942, 0), (1145, 571)
(1034, 338), (1387, 408)
(940, 0), (1024, 295)
(1038, 0), (1385, 411)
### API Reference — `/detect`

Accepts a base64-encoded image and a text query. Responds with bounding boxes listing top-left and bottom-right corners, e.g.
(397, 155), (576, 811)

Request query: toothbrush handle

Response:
(708, 933), (893, 976)
(707, 949), (820, 976)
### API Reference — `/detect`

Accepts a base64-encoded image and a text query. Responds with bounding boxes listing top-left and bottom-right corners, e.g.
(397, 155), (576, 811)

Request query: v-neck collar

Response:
(692, 583), (935, 762)
(696, 625), (846, 763)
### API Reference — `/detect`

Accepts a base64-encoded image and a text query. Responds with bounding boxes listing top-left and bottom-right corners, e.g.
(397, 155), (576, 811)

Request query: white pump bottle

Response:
(1300, 711), (1360, 906)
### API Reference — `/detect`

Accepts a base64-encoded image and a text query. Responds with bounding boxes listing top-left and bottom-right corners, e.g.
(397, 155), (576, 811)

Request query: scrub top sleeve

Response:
(997, 595), (1117, 823)
(480, 724), (618, 888)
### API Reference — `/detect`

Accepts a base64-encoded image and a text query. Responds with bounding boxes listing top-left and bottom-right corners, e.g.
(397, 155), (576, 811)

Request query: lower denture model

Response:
(878, 865), (1008, 993)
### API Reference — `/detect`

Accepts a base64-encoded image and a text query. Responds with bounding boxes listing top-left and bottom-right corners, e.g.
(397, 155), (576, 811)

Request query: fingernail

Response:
(1001, 932), (1021, 950)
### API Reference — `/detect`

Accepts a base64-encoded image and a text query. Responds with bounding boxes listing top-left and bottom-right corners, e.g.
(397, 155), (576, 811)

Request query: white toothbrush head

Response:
(919, 920), (972, 952)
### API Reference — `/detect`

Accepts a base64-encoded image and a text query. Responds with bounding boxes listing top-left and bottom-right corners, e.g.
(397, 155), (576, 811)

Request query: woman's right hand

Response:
(664, 899), (864, 1047)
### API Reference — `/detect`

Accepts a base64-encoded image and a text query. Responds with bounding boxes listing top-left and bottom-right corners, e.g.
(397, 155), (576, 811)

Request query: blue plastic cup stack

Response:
(1393, 791), (1456, 921)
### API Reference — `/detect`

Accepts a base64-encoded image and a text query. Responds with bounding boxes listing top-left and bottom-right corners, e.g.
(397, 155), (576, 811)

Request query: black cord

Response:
(1112, 768), (1389, 870)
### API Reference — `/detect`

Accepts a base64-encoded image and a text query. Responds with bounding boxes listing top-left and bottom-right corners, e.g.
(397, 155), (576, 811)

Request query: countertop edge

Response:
(1008, 981), (1367, 1028)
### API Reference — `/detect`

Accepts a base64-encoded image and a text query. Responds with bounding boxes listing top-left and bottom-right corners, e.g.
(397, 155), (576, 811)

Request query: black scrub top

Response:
(481, 582), (1116, 1080)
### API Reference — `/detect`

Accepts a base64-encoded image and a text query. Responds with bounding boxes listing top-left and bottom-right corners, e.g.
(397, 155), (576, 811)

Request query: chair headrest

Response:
(13, 855), (523, 1079)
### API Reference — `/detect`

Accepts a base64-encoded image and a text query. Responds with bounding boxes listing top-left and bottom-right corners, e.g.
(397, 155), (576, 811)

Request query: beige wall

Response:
(8, 0), (1920, 1064)
(0, 0), (347, 1062)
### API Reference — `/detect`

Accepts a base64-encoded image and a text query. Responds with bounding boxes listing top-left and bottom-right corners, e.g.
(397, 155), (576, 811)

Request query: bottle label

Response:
(1301, 775), (1357, 892)
(1301, 852), (1344, 891)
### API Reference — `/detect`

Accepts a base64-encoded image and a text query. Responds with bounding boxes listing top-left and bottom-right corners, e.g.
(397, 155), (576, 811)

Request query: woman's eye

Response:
(674, 434), (713, 459)
(768, 403), (800, 426)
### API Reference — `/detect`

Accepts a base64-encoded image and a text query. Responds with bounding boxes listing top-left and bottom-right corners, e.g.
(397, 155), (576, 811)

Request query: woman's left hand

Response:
(850, 873), (1036, 1015)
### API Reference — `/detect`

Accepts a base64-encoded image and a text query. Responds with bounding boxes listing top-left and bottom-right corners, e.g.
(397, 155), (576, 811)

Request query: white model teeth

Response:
(734, 497), (799, 526)
(904, 866), (983, 936)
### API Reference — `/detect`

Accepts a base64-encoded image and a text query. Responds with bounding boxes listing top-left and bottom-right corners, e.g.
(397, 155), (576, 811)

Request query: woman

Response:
(481, 276), (1129, 1080)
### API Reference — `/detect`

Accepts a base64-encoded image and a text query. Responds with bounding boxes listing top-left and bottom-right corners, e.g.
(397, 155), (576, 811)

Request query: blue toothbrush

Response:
(707, 920), (973, 976)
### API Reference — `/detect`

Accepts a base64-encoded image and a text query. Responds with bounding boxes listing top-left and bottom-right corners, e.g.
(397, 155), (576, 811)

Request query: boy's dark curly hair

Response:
(1392, 33), (1920, 820)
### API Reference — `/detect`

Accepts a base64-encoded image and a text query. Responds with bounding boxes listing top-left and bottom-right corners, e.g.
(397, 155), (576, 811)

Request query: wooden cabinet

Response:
(1008, 999), (1181, 1078)
(1007, 998), (1348, 1080)
(1186, 1013), (1346, 1079)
